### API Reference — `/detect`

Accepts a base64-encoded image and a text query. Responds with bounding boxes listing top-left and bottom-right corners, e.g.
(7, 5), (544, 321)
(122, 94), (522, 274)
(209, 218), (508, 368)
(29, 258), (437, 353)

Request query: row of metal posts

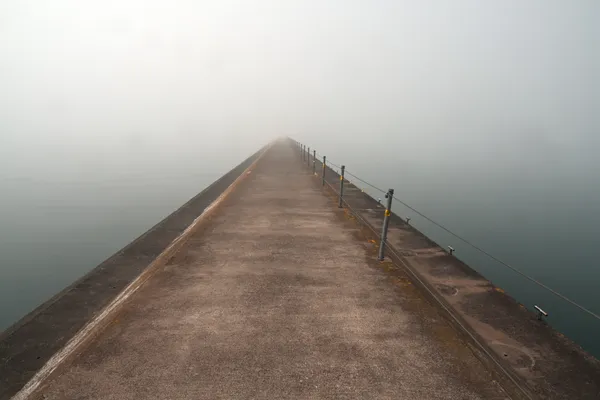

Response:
(295, 140), (555, 327)
(295, 140), (394, 261)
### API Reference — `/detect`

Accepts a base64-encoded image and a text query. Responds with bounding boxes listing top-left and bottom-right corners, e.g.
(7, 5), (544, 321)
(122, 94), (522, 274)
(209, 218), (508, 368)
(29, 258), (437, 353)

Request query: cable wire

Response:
(344, 170), (387, 194)
(326, 160), (342, 170)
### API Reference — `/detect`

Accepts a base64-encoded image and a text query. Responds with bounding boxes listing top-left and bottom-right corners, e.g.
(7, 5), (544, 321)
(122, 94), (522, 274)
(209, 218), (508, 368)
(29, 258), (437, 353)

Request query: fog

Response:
(1, 0), (600, 352)
(2, 1), (598, 157)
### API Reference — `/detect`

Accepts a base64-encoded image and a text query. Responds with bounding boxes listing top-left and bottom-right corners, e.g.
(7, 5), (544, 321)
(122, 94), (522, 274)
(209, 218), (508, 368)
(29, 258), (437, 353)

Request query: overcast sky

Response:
(1, 0), (599, 177)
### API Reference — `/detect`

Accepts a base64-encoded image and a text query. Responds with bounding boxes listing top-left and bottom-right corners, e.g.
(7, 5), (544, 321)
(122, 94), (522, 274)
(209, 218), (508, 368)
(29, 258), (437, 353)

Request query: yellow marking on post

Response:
(340, 176), (343, 181)
(385, 209), (391, 217)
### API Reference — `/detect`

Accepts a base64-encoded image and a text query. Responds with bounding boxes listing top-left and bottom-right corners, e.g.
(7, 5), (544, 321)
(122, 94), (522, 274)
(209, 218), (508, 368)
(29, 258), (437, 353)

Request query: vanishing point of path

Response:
(34, 141), (508, 399)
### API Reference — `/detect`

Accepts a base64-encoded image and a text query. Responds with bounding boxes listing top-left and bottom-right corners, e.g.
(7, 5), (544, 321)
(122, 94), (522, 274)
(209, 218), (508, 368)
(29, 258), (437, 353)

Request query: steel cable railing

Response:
(295, 140), (600, 324)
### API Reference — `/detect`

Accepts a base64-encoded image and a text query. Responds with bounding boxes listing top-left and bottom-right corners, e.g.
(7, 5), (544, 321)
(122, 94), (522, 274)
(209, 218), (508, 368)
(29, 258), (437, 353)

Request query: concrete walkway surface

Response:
(32, 141), (509, 399)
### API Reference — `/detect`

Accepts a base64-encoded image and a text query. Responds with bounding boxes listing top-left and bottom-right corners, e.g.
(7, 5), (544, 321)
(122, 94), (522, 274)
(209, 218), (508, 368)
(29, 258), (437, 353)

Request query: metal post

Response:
(307, 147), (310, 167)
(312, 150), (316, 174)
(378, 189), (394, 261)
(322, 156), (326, 186)
(302, 145), (305, 161)
(338, 165), (346, 208)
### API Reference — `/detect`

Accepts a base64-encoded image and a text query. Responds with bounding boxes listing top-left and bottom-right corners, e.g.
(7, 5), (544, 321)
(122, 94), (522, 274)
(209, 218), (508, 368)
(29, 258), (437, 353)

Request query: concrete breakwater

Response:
(1, 138), (599, 399)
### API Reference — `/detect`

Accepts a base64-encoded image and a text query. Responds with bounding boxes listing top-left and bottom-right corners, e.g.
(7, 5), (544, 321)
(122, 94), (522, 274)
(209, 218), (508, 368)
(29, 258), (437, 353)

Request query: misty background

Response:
(1, 1), (599, 354)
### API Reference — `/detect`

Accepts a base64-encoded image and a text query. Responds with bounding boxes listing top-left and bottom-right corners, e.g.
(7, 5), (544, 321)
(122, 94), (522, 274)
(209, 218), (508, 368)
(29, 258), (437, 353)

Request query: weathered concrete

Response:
(0, 147), (266, 400)
(28, 140), (509, 399)
(314, 153), (600, 399)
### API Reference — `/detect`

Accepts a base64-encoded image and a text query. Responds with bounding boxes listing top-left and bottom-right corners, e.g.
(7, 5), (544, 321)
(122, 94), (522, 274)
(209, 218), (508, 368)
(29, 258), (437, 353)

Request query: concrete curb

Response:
(10, 141), (274, 400)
